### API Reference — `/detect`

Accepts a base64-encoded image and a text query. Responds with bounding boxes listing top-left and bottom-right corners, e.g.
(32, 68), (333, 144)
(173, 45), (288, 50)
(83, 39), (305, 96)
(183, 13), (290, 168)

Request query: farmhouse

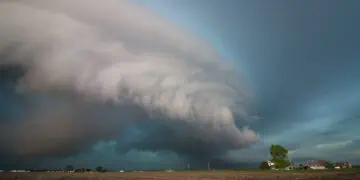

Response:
(284, 164), (296, 171)
(266, 161), (276, 169)
(335, 161), (352, 169)
(304, 160), (327, 170)
(267, 161), (275, 167)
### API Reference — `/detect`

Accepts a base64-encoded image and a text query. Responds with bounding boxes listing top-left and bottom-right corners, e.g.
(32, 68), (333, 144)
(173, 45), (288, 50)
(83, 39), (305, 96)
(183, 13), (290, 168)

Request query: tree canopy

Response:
(270, 144), (291, 169)
(325, 161), (335, 169)
(270, 144), (288, 160)
(272, 159), (291, 169)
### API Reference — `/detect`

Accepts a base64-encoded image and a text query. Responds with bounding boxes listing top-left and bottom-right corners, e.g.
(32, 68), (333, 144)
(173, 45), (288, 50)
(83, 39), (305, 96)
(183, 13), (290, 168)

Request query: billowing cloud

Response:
(0, 0), (257, 161)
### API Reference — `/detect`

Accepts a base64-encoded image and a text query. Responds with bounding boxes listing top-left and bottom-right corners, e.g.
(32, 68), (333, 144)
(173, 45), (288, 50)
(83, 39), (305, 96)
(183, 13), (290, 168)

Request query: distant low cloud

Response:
(353, 149), (360, 156)
(316, 140), (353, 150)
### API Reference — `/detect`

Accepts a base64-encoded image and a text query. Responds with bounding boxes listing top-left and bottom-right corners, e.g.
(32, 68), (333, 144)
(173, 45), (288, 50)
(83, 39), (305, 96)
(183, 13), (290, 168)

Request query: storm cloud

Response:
(0, 0), (257, 161)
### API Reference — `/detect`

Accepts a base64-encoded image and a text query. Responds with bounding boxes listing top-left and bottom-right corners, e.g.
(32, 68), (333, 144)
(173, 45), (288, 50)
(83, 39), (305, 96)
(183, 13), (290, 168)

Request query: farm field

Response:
(0, 171), (359, 180)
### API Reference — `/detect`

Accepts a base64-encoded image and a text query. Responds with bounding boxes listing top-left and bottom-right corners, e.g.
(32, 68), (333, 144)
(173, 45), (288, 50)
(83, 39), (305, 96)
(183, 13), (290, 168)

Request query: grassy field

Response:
(0, 169), (359, 180)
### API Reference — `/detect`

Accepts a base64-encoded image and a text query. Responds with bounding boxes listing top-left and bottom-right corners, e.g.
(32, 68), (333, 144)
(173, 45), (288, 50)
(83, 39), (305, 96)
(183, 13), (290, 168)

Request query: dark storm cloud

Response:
(0, 66), (144, 157)
(132, 0), (360, 166)
(134, 1), (360, 148)
(116, 119), (256, 163)
(0, 0), (257, 167)
(152, 0), (360, 125)
(2, 0), (360, 169)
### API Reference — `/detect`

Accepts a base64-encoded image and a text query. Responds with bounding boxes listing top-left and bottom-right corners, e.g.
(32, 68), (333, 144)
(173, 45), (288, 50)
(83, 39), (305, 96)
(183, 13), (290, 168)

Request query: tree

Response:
(269, 144), (291, 169)
(65, 165), (74, 172)
(270, 144), (288, 160)
(95, 166), (106, 172)
(272, 159), (291, 169)
(74, 168), (83, 173)
(259, 161), (270, 170)
(74, 168), (91, 173)
(325, 161), (335, 170)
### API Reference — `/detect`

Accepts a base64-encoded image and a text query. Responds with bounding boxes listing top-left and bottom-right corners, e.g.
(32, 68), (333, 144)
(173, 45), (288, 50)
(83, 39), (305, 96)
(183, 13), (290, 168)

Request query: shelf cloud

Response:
(0, 0), (257, 160)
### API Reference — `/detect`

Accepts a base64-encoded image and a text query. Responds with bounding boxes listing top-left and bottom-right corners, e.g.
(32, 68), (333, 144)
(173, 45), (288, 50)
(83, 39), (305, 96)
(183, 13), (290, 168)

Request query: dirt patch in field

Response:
(0, 172), (359, 180)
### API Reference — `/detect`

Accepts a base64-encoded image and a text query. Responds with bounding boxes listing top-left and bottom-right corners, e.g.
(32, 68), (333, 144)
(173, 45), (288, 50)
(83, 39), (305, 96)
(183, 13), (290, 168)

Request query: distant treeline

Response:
(28, 169), (63, 172)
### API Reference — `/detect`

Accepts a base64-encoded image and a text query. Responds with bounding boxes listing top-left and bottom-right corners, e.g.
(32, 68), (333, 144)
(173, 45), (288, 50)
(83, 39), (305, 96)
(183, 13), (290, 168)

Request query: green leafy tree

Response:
(259, 161), (270, 170)
(270, 144), (288, 160)
(325, 161), (335, 170)
(270, 144), (291, 169)
(272, 159), (291, 169)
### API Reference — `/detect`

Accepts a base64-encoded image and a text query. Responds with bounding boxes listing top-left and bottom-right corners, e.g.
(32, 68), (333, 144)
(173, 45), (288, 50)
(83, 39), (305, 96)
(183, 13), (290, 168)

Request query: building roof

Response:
(305, 160), (327, 166)
(335, 162), (350, 167)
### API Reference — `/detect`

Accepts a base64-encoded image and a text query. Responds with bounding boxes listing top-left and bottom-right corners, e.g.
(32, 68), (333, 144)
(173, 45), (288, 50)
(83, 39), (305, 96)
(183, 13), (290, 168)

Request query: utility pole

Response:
(208, 161), (210, 171)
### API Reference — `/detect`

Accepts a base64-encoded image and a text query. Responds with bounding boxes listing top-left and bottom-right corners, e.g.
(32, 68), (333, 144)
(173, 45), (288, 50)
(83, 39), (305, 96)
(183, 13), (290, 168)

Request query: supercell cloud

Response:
(0, 0), (257, 161)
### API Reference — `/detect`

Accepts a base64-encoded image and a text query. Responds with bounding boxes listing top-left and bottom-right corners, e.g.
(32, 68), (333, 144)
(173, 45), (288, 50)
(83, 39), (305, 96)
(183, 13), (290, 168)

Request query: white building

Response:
(266, 161), (278, 170)
(267, 161), (275, 167)
(335, 162), (352, 169)
(10, 170), (28, 172)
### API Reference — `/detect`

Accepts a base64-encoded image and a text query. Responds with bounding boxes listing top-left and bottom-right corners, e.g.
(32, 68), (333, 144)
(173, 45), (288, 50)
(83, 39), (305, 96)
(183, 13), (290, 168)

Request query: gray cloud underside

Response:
(0, 0), (257, 161)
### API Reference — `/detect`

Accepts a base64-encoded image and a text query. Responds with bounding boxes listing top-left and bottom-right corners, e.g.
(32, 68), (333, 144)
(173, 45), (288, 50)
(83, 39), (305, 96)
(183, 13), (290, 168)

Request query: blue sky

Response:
(0, 0), (360, 170)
